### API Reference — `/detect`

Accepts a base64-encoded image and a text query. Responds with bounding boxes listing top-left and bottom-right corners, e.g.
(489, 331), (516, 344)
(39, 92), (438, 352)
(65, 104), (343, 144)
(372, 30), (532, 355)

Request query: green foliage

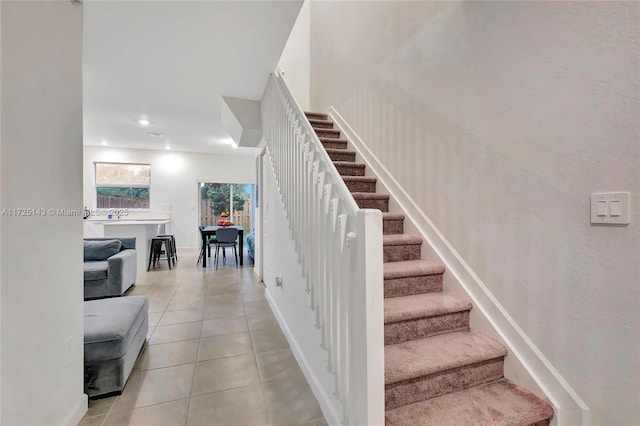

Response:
(201, 183), (248, 215)
(97, 187), (149, 200)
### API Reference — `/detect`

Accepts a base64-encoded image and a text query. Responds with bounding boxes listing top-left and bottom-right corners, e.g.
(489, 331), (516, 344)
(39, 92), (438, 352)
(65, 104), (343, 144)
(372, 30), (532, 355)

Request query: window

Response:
(95, 162), (151, 209)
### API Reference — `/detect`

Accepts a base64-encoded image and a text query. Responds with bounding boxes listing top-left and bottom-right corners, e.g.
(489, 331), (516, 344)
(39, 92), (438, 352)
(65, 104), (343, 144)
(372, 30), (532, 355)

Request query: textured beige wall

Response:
(310, 2), (640, 424)
(278, 0), (310, 110)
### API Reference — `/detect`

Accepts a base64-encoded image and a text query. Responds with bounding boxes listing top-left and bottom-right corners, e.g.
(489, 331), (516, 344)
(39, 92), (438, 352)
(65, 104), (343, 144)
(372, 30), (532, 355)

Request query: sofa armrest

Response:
(107, 249), (137, 295)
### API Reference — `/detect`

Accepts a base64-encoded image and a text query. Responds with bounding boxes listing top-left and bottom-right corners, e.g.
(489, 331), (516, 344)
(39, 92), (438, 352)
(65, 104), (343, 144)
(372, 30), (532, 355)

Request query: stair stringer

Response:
(328, 106), (590, 426)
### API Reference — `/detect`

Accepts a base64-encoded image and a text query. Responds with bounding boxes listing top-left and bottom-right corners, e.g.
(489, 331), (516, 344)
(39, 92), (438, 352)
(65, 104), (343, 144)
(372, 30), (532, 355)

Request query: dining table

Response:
(201, 225), (244, 267)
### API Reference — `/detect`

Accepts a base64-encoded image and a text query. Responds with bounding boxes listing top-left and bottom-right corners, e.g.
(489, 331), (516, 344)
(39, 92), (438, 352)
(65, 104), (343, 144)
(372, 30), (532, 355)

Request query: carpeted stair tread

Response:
(308, 118), (333, 129)
(385, 378), (554, 426)
(352, 192), (389, 200)
(325, 148), (356, 156)
(313, 127), (341, 138)
(305, 111), (328, 120)
(385, 330), (507, 385)
(333, 161), (366, 175)
(342, 176), (377, 184)
(384, 292), (472, 324)
(383, 235), (421, 261)
(343, 176), (378, 193)
(319, 137), (348, 146)
(384, 260), (444, 279)
(383, 212), (405, 220)
(326, 148), (356, 162)
(382, 212), (406, 234)
(383, 234), (423, 247)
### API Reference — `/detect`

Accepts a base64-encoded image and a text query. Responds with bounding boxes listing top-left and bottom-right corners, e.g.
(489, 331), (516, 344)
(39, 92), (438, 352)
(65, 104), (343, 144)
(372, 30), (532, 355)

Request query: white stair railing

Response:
(261, 71), (384, 426)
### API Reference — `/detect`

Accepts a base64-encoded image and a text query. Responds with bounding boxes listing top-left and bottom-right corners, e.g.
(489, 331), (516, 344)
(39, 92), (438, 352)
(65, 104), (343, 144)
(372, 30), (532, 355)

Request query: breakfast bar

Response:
(84, 219), (172, 273)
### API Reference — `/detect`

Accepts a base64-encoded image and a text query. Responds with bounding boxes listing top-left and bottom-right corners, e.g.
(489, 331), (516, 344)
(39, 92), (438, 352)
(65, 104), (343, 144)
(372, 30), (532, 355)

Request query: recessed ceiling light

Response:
(149, 132), (164, 138)
(101, 140), (108, 146)
(165, 145), (171, 150)
(138, 118), (150, 126)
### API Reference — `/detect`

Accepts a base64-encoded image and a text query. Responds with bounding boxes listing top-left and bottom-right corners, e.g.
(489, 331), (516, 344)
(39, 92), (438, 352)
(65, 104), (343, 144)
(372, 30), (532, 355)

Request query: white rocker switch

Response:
(597, 200), (607, 216)
(610, 200), (622, 217)
(591, 192), (631, 225)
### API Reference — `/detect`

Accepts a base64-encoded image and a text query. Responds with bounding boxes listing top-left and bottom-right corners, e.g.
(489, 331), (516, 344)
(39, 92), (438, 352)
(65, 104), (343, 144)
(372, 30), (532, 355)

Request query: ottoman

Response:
(84, 295), (149, 398)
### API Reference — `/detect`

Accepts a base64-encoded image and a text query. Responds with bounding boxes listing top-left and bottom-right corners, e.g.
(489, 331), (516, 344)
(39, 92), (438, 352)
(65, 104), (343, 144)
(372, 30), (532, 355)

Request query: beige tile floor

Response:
(79, 249), (327, 426)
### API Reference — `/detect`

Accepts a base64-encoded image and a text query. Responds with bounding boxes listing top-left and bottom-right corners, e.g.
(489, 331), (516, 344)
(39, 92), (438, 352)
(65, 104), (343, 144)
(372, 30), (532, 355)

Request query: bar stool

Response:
(147, 237), (172, 271)
(158, 234), (177, 265)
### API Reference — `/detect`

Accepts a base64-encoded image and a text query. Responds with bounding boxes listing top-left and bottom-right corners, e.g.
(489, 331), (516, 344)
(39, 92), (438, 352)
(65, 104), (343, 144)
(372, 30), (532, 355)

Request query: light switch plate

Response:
(591, 192), (630, 225)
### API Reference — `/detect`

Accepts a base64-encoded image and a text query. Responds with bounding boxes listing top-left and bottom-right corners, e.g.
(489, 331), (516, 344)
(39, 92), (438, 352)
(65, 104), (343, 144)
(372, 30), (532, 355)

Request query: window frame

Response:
(94, 161), (151, 210)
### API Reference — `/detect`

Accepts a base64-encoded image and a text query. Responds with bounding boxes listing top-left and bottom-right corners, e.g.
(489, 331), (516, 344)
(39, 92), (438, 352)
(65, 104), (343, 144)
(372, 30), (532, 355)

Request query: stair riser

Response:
(385, 358), (505, 410)
(355, 197), (389, 211)
(336, 165), (365, 176)
(314, 129), (341, 138)
(384, 244), (421, 262)
(383, 218), (404, 235)
(344, 180), (376, 193)
(530, 421), (552, 426)
(321, 140), (348, 149)
(328, 151), (356, 162)
(310, 120), (333, 129)
(384, 274), (443, 298)
(385, 312), (470, 345)
(305, 112), (328, 120)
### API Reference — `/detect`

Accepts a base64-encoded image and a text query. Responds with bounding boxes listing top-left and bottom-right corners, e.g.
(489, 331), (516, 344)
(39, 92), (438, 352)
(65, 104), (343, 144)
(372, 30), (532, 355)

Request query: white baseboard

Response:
(59, 393), (87, 426)
(328, 106), (590, 426)
(265, 290), (340, 426)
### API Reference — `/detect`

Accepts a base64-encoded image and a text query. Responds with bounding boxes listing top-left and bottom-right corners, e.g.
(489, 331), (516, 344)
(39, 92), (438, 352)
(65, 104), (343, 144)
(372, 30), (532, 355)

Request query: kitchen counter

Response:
(91, 220), (172, 226)
(84, 220), (172, 272)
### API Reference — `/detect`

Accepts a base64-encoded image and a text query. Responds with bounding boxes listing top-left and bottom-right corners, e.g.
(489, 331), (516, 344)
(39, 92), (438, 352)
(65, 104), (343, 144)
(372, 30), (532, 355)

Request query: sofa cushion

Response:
(84, 239), (122, 261)
(84, 296), (149, 363)
(84, 261), (109, 281)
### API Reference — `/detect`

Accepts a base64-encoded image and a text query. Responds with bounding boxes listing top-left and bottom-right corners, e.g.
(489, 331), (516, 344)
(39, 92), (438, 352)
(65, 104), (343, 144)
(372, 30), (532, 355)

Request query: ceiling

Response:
(83, 1), (303, 155)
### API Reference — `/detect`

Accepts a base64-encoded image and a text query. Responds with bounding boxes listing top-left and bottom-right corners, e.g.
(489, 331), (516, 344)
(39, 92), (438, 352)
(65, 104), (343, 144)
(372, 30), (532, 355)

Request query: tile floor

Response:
(79, 249), (326, 426)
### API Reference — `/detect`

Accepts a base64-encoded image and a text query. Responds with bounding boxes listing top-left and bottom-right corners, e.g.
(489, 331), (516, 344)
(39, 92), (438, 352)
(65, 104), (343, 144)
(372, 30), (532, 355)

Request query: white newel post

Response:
(350, 209), (385, 426)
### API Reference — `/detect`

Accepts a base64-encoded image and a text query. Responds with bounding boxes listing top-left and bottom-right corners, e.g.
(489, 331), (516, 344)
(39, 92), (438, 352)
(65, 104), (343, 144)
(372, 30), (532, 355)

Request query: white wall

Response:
(261, 151), (340, 424)
(310, 2), (639, 425)
(277, 0), (310, 110)
(83, 146), (256, 249)
(1, 2), (86, 424)
(0, 0), (4, 409)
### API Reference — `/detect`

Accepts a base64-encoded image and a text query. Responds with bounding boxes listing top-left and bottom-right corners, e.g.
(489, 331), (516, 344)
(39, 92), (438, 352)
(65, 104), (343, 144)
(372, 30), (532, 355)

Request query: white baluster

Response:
(327, 197), (340, 376)
(342, 231), (356, 425)
(309, 160), (319, 307)
(313, 169), (325, 324)
(319, 182), (332, 351)
(333, 213), (348, 400)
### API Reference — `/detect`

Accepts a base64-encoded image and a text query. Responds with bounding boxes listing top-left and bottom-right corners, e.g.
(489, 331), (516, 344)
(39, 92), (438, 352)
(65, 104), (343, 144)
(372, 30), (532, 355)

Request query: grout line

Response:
(109, 397), (192, 419)
(188, 318), (203, 424)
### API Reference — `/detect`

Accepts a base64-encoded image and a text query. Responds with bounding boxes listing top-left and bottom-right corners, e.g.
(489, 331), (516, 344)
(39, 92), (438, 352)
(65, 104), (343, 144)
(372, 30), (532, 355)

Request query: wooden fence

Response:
(97, 195), (149, 209)
(200, 198), (252, 230)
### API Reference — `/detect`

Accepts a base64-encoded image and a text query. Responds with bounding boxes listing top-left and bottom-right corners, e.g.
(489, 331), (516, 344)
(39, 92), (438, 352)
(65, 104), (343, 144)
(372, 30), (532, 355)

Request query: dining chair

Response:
(213, 227), (239, 269)
(197, 226), (217, 266)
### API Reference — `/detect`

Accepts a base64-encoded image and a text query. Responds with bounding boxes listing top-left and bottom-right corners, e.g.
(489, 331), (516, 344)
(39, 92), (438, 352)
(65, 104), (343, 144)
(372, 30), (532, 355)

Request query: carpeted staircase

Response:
(305, 112), (554, 426)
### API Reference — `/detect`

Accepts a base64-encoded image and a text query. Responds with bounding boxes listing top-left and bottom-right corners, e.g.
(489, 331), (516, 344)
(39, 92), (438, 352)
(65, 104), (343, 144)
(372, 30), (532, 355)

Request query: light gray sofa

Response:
(84, 295), (148, 398)
(84, 237), (137, 300)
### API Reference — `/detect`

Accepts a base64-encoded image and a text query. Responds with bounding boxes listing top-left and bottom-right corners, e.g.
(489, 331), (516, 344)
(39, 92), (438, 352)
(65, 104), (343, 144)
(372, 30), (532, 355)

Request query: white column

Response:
(0, 1), (86, 424)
